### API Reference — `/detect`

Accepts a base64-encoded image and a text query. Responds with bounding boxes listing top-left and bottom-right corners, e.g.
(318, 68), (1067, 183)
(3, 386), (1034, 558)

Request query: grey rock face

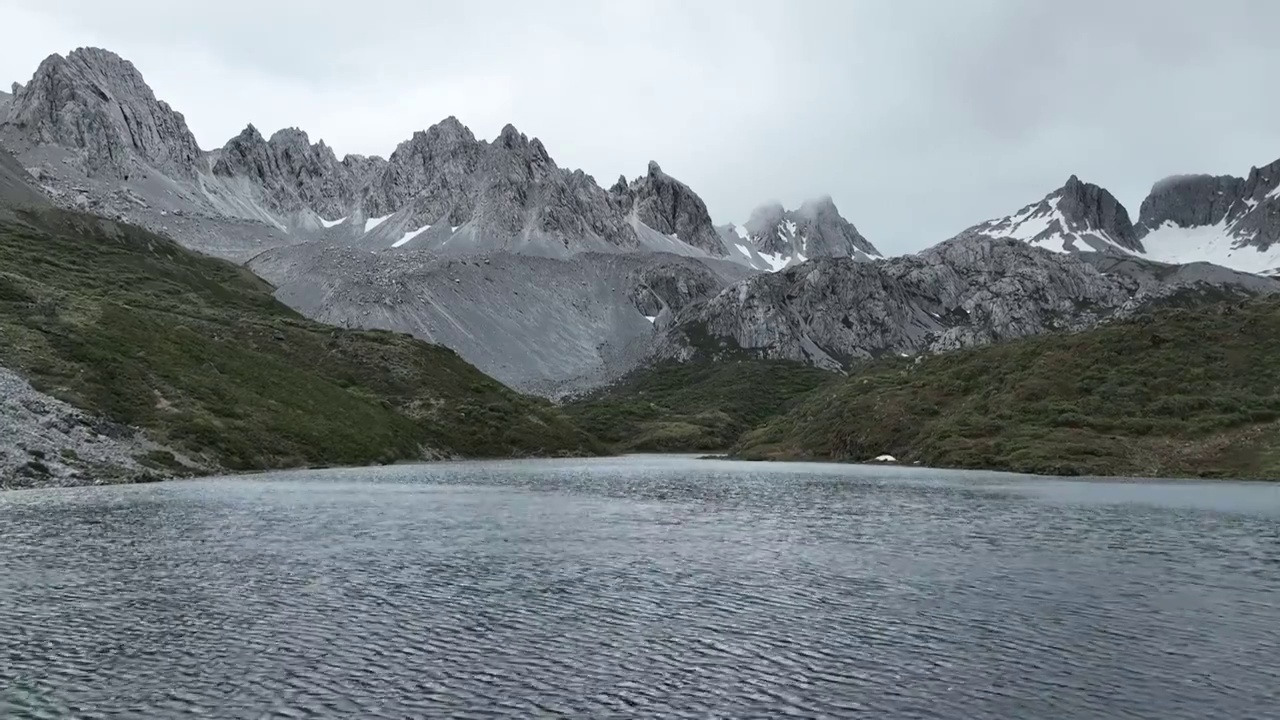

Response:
(342, 154), (387, 193)
(1137, 174), (1247, 231)
(964, 175), (1143, 254)
(1056, 175), (1142, 251)
(612, 161), (725, 256)
(0, 365), (179, 489)
(4, 48), (202, 179)
(1137, 158), (1280, 250)
(0, 90), (11, 122)
(740, 197), (882, 265)
(655, 235), (1276, 370)
(625, 262), (722, 319)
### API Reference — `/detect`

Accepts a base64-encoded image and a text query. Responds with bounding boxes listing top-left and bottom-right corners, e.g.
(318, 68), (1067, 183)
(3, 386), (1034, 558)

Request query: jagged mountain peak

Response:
(613, 161), (725, 257)
(735, 197), (880, 270)
(422, 115), (475, 144)
(963, 176), (1142, 255)
(796, 195), (837, 216)
(269, 126), (312, 145)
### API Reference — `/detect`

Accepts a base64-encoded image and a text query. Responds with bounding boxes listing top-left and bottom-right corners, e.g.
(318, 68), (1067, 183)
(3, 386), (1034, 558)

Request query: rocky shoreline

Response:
(0, 367), (182, 490)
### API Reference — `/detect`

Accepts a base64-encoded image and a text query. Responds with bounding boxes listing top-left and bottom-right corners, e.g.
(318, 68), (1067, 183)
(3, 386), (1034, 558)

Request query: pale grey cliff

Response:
(654, 236), (1278, 370)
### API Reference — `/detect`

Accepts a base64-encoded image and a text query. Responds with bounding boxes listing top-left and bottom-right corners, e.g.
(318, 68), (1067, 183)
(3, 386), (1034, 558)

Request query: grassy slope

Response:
(0, 208), (601, 472)
(563, 359), (837, 452)
(736, 296), (1280, 479)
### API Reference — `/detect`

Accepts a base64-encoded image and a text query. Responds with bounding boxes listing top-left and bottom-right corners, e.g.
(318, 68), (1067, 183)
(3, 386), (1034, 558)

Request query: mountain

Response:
(723, 198), (882, 271)
(1, 48), (751, 267)
(0, 198), (601, 487)
(962, 175), (1143, 254)
(247, 245), (748, 395)
(4, 48), (203, 180)
(734, 293), (1280, 480)
(653, 235), (1278, 371)
(963, 161), (1280, 276)
(210, 124), (369, 226)
(611, 161), (726, 257)
(1135, 159), (1280, 274)
(0, 47), (772, 395)
(11, 45), (1279, 403)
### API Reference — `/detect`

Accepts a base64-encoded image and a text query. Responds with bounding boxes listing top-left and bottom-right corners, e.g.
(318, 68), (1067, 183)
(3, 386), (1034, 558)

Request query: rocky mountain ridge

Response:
(7, 45), (1280, 399)
(968, 162), (1280, 276)
(0, 48), (783, 267)
(726, 197), (883, 271)
(962, 175), (1143, 254)
(654, 235), (1279, 371)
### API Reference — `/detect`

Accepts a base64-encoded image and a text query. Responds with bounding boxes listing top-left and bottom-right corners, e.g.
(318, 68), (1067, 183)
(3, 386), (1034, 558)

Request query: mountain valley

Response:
(4, 46), (1280, 484)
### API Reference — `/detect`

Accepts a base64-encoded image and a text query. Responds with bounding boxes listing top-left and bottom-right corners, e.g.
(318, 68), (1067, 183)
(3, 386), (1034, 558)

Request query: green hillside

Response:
(564, 359), (837, 452)
(0, 208), (602, 474)
(735, 297), (1280, 479)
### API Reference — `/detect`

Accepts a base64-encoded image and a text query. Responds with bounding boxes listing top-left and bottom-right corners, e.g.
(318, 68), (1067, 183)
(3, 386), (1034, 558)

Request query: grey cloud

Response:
(4, 0), (1280, 255)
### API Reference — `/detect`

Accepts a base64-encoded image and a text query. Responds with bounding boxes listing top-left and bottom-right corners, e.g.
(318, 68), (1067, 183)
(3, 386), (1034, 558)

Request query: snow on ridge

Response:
(364, 214), (394, 233)
(972, 194), (1141, 256)
(758, 250), (789, 272)
(1141, 220), (1280, 274)
(320, 216), (347, 229)
(392, 224), (432, 248)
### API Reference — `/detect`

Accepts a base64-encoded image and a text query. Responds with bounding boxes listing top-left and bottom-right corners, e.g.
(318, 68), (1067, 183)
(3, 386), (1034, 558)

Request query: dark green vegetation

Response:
(0, 208), (601, 472)
(564, 360), (837, 452)
(736, 297), (1280, 480)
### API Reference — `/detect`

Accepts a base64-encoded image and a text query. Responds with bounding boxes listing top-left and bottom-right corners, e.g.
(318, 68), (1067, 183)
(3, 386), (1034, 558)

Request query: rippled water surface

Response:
(3, 457), (1279, 719)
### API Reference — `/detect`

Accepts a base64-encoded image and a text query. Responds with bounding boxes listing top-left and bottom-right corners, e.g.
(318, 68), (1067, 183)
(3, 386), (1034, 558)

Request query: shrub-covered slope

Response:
(736, 297), (1280, 479)
(0, 208), (601, 475)
(564, 360), (836, 452)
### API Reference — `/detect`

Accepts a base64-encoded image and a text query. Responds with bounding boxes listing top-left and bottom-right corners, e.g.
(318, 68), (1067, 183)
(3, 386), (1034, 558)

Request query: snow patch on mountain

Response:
(1141, 221), (1280, 275)
(392, 224), (432, 248)
(722, 200), (881, 272)
(320, 216), (347, 228)
(364, 213), (393, 233)
(964, 176), (1142, 255)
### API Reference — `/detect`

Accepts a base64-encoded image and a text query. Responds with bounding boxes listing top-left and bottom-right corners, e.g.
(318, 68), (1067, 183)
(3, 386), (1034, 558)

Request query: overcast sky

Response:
(3, 0), (1279, 255)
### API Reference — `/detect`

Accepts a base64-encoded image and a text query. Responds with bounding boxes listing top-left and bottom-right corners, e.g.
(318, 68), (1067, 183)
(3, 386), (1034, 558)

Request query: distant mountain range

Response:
(960, 168), (1280, 275)
(4, 46), (1280, 395)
